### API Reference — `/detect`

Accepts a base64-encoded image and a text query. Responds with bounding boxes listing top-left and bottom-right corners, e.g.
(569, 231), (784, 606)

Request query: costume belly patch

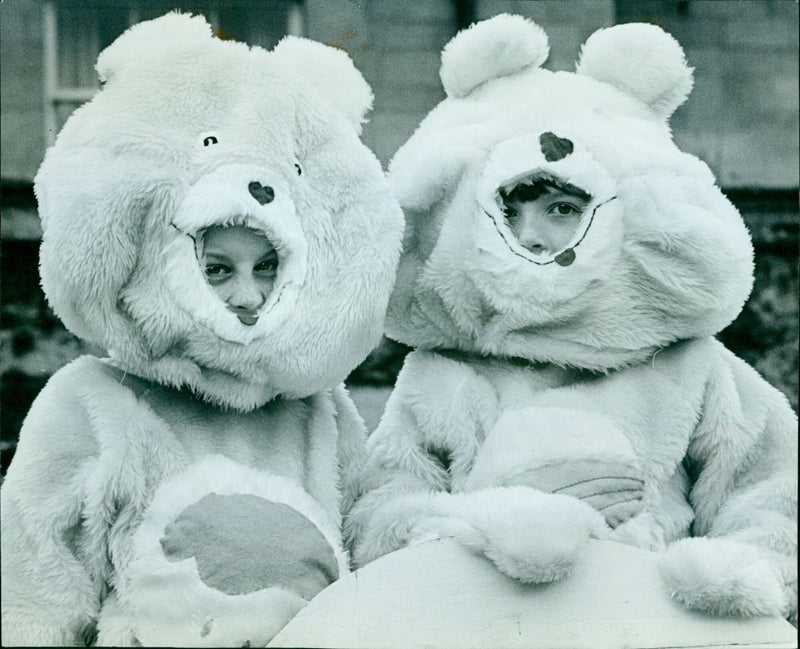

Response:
(99, 455), (349, 647)
(160, 492), (338, 599)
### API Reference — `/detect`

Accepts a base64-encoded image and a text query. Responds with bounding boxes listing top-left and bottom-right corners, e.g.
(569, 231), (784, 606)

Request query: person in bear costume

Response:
(0, 13), (403, 647)
(346, 14), (797, 624)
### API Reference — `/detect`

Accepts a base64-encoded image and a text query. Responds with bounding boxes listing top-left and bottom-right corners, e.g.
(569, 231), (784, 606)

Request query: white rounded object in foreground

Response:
(269, 539), (796, 649)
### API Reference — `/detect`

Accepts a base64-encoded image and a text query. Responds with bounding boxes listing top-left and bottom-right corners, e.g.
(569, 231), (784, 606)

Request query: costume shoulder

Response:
(375, 350), (499, 443)
(655, 337), (798, 621)
(0, 355), (132, 645)
(686, 338), (797, 516)
(5, 356), (126, 482)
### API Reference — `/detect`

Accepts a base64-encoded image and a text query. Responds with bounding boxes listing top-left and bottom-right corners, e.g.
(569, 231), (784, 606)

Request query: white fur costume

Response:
(347, 15), (797, 624)
(1, 13), (403, 647)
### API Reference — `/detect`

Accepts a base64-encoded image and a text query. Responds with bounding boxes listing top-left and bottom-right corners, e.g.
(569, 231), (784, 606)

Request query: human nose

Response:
(515, 216), (548, 253)
(227, 277), (266, 312)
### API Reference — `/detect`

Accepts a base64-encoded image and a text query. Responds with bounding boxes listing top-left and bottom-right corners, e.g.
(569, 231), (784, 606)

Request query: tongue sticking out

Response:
(235, 312), (259, 326)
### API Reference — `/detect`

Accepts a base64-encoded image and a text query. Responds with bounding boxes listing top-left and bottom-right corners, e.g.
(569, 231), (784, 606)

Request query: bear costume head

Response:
(35, 12), (404, 410)
(386, 14), (753, 371)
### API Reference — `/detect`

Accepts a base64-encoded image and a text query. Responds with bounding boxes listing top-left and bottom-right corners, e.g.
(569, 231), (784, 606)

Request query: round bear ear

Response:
(96, 12), (213, 86)
(576, 23), (694, 120)
(272, 36), (373, 133)
(440, 13), (549, 98)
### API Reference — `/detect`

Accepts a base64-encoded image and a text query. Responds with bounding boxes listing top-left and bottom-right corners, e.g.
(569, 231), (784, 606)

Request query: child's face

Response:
(201, 225), (278, 326)
(502, 182), (589, 255)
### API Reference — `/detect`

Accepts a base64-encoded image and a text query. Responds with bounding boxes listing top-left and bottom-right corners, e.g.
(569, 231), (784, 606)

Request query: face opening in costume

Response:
(201, 225), (279, 326)
(499, 177), (591, 256)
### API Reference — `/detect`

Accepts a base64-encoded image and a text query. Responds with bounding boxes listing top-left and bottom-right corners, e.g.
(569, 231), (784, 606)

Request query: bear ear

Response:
(272, 36), (373, 133)
(440, 13), (549, 98)
(576, 23), (693, 120)
(96, 12), (213, 86)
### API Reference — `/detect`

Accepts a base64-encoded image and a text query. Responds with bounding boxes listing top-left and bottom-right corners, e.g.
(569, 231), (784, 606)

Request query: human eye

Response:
(548, 202), (582, 217)
(254, 255), (279, 275)
(503, 205), (518, 221)
(205, 263), (231, 278)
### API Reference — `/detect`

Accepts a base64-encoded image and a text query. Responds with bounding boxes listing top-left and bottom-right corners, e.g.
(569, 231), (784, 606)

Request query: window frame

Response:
(41, 1), (305, 147)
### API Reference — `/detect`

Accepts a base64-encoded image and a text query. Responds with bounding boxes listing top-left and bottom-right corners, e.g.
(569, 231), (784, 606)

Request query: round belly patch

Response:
(160, 492), (339, 600)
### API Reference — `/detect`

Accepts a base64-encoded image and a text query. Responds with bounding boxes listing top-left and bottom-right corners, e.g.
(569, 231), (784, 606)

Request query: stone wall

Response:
(617, 0), (799, 188)
(2, 1), (797, 182)
(0, 0), (46, 181)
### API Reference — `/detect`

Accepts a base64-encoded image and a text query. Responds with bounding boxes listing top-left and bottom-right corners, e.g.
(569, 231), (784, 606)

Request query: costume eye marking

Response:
(199, 132), (220, 147)
(294, 163), (302, 176)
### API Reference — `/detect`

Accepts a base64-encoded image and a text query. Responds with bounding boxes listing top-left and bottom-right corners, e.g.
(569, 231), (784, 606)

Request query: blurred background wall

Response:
(1, 0), (798, 473)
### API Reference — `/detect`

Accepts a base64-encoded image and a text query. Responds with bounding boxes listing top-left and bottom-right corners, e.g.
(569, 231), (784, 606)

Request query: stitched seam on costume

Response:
(551, 475), (645, 493)
(484, 195), (617, 265)
(598, 497), (643, 512)
(171, 222), (291, 321)
(565, 487), (644, 498)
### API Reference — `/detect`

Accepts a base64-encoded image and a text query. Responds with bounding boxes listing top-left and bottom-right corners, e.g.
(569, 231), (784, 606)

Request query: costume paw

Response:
(466, 407), (645, 530)
(659, 537), (788, 618)
(352, 501), (475, 567)
(475, 490), (608, 583)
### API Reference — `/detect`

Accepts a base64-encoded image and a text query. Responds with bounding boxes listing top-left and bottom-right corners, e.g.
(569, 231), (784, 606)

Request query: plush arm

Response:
(1, 368), (104, 646)
(659, 345), (798, 622)
(345, 351), (607, 584)
(330, 383), (369, 524)
(349, 480), (606, 584)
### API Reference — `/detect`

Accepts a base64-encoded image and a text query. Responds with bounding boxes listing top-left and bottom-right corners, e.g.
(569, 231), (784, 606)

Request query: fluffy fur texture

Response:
(1, 12), (403, 646)
(353, 485), (608, 584)
(347, 14), (797, 625)
(387, 15), (751, 370)
(35, 11), (403, 410)
(440, 13), (549, 98)
(576, 22), (694, 119)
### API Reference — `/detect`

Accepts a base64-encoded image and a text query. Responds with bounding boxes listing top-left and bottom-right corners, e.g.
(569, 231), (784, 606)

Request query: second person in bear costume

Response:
(347, 14), (797, 624)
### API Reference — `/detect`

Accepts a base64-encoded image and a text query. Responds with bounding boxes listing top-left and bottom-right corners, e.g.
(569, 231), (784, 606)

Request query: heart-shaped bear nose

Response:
(248, 181), (275, 205)
(539, 132), (574, 162)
